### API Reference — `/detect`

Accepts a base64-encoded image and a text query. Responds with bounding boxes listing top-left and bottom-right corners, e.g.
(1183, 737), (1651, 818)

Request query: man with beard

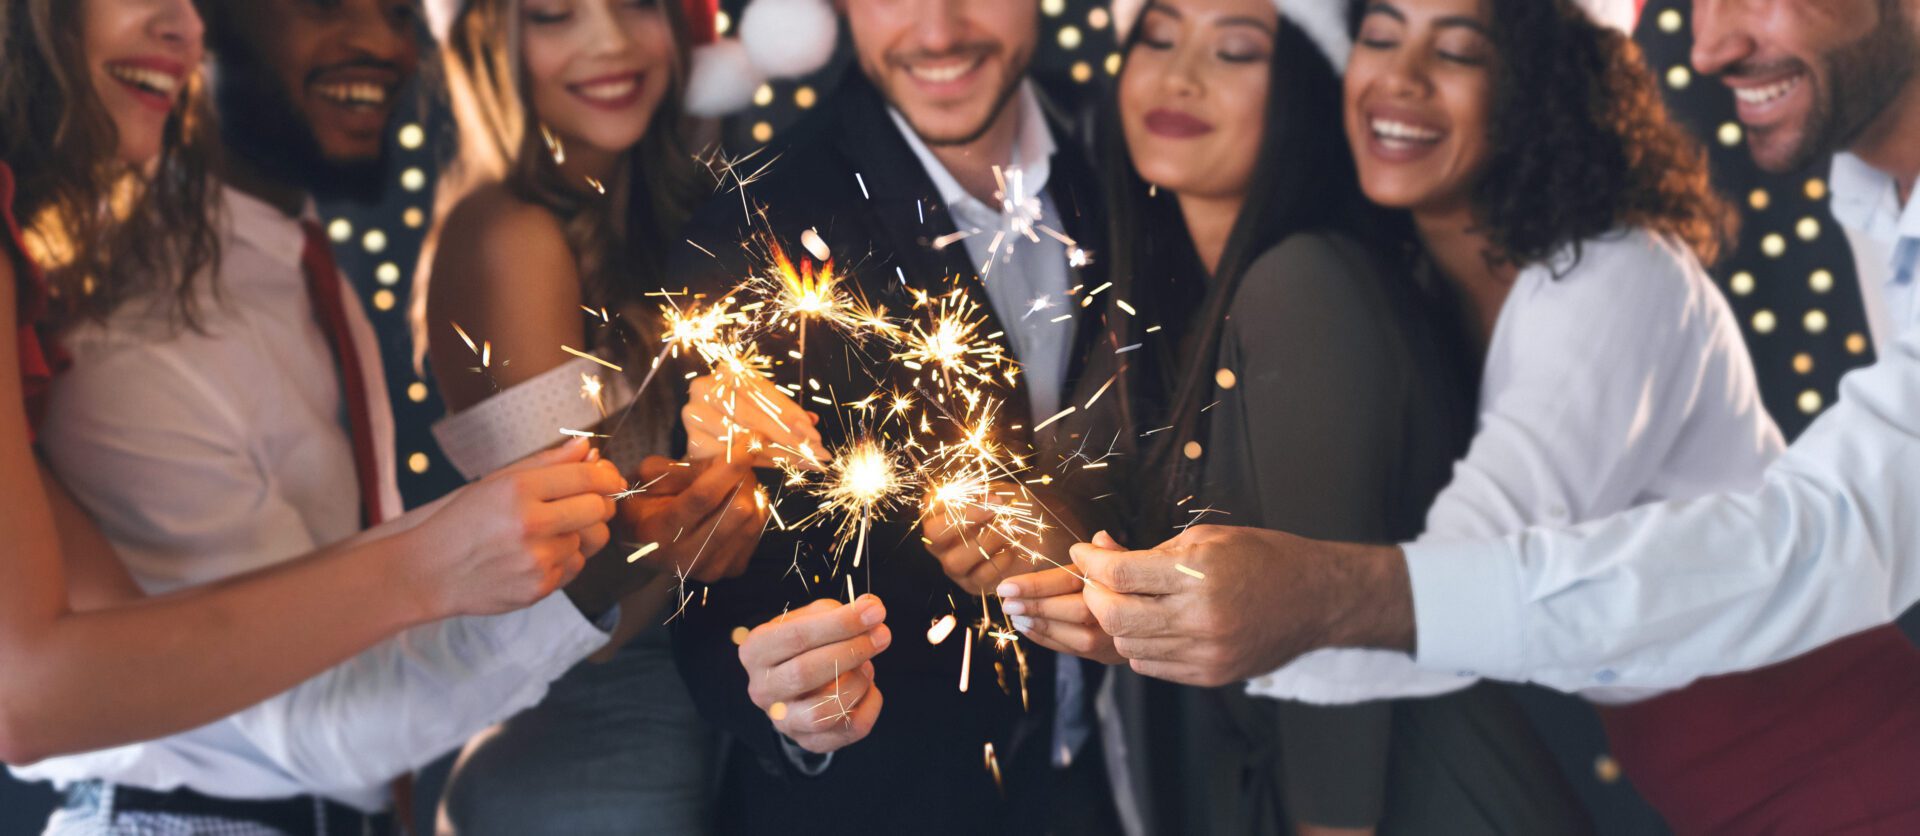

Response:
(13, 2), (667, 833)
(666, 1), (1123, 833)
(1004, 0), (1920, 706)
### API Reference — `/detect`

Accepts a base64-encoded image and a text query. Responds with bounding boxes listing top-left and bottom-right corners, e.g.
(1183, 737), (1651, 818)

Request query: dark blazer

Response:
(667, 71), (1112, 836)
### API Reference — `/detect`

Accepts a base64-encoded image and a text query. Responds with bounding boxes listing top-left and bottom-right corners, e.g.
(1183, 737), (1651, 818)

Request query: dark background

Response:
(5, 1), (1911, 833)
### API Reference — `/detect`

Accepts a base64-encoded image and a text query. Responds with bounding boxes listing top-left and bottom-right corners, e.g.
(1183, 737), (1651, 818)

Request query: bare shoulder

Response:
(431, 183), (576, 295)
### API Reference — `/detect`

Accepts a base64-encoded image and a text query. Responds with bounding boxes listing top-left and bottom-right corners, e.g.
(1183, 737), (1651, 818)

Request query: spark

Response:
(562, 345), (623, 372)
(626, 542), (661, 564)
(1176, 563), (1207, 579)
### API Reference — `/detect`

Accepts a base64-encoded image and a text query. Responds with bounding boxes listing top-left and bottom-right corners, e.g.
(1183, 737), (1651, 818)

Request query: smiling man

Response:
(1005, 0), (1920, 713)
(666, 1), (1123, 834)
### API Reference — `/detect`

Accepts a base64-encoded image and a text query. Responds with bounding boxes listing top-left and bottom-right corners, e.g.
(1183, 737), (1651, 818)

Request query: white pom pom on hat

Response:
(423, 0), (840, 117)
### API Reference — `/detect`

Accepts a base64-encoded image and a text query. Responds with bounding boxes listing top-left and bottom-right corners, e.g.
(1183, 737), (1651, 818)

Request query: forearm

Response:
(1318, 542), (1416, 654)
(0, 531), (428, 763)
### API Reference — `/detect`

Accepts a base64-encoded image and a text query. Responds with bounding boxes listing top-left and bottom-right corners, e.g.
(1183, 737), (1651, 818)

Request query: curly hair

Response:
(1475, 0), (1734, 270)
(0, 0), (221, 328)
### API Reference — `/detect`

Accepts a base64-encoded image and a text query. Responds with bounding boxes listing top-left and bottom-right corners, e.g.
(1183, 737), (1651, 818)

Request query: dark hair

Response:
(1473, 0), (1734, 269)
(1102, 7), (1386, 530)
(1, 0), (221, 328)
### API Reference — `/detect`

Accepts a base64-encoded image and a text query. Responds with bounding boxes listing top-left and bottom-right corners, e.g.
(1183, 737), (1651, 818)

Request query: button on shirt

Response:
(1401, 154), (1920, 693)
(11, 186), (611, 811)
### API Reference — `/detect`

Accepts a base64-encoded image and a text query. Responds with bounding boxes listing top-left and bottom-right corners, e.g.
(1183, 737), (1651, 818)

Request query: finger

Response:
(534, 492), (625, 537)
(1112, 636), (1189, 663)
(795, 680), (884, 753)
(1128, 658), (1212, 686)
(636, 455), (697, 494)
(744, 596), (886, 669)
(1071, 543), (1190, 595)
(690, 494), (769, 582)
(1002, 588), (1095, 625)
(768, 626), (890, 701)
(1091, 530), (1125, 550)
(996, 566), (1086, 601)
(793, 668), (876, 729)
(498, 437), (592, 475)
(1016, 617), (1110, 659)
(524, 461), (628, 502)
(579, 521), (611, 557)
(1082, 579), (1177, 638)
(668, 463), (759, 530)
(960, 550), (1025, 595)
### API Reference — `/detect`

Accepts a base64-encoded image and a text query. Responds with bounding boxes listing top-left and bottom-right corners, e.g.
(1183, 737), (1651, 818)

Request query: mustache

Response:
(1718, 56), (1808, 82)
(886, 43), (999, 68)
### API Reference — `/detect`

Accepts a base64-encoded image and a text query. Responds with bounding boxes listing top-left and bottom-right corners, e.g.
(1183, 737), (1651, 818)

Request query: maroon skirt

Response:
(1600, 626), (1920, 835)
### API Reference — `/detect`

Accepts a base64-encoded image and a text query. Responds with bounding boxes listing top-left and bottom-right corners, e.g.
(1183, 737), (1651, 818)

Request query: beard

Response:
(208, 39), (388, 204)
(868, 44), (1033, 148)
(1791, 4), (1917, 170)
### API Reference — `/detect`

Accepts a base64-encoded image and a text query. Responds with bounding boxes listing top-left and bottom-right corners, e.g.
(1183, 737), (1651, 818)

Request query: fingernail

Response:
(995, 582), (1019, 598)
(859, 599), (886, 627)
(1010, 616), (1033, 632)
(586, 447), (601, 463)
(1000, 599), (1025, 615)
(871, 625), (892, 650)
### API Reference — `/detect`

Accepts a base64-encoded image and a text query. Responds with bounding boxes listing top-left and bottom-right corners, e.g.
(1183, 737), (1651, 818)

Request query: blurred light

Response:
(376, 262), (401, 285)
(1657, 9), (1683, 32)
(408, 452), (431, 474)
(403, 207), (426, 228)
(363, 229), (388, 254)
(328, 218), (353, 243)
(1760, 232), (1786, 257)
(1809, 269), (1833, 293)
(754, 84), (774, 107)
(1717, 122), (1742, 146)
(1594, 754), (1621, 784)
(1797, 389), (1823, 414)
(752, 121), (774, 143)
(716, 9), (731, 35)
(1665, 65), (1691, 89)
(1805, 178), (1827, 200)
(1059, 25), (1083, 49)
(1804, 308), (1828, 334)
(1748, 189), (1769, 210)
(1183, 441), (1202, 460)
(1796, 216), (1820, 241)
(1105, 52), (1123, 75)
(1089, 7), (1111, 28)
(400, 167), (427, 192)
(1793, 353), (1814, 374)
(1729, 271), (1755, 296)
(1042, 0), (1066, 16)
(397, 123), (425, 150)
(1072, 61), (1093, 83)
(1752, 309), (1777, 333)
(1847, 332), (1869, 355)
(795, 86), (817, 109)
(407, 381), (429, 403)
(372, 289), (396, 311)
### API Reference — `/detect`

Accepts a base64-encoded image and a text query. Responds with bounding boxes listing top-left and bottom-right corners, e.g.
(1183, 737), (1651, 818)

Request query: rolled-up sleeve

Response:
(1410, 330), (1920, 690)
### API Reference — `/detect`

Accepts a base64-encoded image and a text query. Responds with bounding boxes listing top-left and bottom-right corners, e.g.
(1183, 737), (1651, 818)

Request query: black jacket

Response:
(667, 71), (1113, 836)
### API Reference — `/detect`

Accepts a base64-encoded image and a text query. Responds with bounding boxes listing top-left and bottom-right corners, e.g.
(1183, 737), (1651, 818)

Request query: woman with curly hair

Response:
(1251, 0), (1920, 829)
(0, 0), (619, 765)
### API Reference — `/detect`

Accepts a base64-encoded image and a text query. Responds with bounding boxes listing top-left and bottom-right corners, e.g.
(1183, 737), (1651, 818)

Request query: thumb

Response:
(500, 437), (592, 475)
(1091, 530), (1124, 550)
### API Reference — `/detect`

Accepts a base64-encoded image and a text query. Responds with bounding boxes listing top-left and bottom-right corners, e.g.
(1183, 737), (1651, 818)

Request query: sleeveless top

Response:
(2, 161), (70, 440)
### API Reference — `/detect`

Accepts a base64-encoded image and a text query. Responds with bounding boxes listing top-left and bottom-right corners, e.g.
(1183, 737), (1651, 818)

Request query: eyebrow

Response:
(1142, 4), (1277, 35)
(1361, 2), (1490, 35)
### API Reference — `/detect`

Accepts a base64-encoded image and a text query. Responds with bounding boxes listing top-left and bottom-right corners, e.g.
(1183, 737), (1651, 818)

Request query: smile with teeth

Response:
(106, 64), (181, 96)
(314, 82), (390, 107)
(1371, 118), (1442, 143)
(572, 76), (639, 102)
(1732, 73), (1803, 106)
(906, 56), (985, 84)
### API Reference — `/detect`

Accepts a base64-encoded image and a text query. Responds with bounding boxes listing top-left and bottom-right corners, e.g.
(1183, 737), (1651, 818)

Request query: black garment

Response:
(1098, 234), (1590, 834)
(666, 72), (1115, 836)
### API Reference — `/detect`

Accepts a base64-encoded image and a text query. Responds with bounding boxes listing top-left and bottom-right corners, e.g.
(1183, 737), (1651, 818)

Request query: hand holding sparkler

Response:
(614, 446), (770, 583)
(409, 437), (626, 618)
(996, 531), (1126, 666)
(922, 480), (1048, 596)
(741, 596), (891, 755)
(1069, 524), (1412, 687)
(683, 372), (825, 470)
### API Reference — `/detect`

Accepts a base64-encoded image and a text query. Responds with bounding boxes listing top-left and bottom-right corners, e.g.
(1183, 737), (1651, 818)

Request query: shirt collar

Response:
(220, 183), (317, 275)
(1829, 151), (1920, 245)
(886, 81), (1057, 215)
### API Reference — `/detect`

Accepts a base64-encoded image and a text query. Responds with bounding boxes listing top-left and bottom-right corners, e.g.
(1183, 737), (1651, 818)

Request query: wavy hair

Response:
(1475, 0), (1734, 269)
(0, 0), (220, 328)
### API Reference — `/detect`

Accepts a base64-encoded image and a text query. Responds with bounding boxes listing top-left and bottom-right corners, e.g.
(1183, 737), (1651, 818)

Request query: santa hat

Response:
(424, 0), (839, 117)
(1112, 0), (1351, 69)
(1574, 0), (1645, 33)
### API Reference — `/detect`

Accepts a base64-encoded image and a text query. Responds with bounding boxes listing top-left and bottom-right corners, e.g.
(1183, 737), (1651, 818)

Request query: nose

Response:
(912, 0), (968, 54)
(1158, 37), (1204, 99)
(152, 0), (206, 57)
(340, 0), (416, 65)
(583, 1), (641, 57)
(1689, 0), (1752, 78)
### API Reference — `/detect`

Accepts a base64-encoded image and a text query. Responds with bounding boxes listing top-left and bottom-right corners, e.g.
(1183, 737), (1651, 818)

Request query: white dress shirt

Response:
(12, 187), (611, 812)
(1248, 229), (1783, 704)
(1402, 155), (1920, 693)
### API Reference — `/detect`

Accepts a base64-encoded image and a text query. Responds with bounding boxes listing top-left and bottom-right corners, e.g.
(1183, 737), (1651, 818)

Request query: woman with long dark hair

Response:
(0, 0), (617, 764)
(415, 0), (784, 831)
(1014, 0), (1587, 831)
(1254, 0), (1920, 830)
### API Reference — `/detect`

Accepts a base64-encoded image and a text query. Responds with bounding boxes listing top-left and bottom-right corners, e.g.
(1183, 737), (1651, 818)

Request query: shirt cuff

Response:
(509, 591), (616, 675)
(777, 734), (834, 777)
(1402, 538), (1526, 677)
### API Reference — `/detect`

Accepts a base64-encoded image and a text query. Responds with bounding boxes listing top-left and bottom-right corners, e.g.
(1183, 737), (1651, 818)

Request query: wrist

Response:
(1320, 543), (1416, 653)
(373, 526), (446, 627)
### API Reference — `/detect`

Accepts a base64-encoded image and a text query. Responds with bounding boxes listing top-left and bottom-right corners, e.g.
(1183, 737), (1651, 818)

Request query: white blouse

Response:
(1247, 227), (1784, 704)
